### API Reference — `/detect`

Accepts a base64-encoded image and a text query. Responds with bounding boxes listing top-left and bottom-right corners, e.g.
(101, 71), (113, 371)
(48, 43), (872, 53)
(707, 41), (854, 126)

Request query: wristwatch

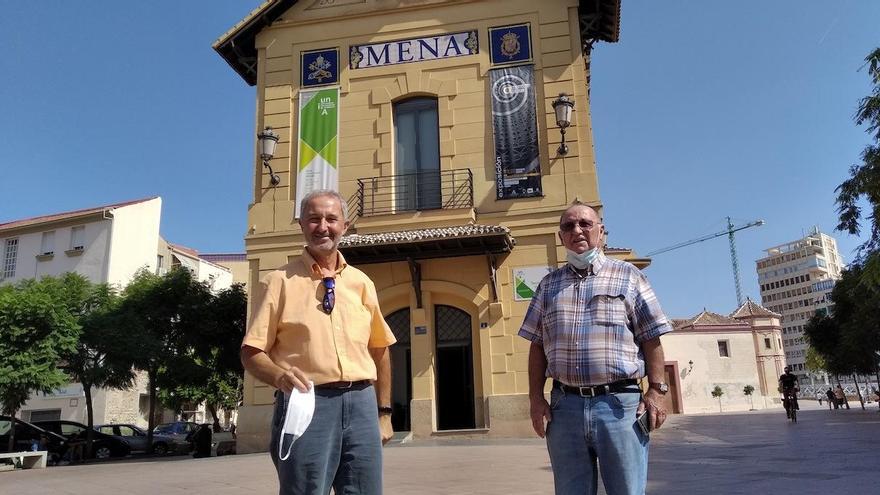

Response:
(378, 406), (393, 415)
(649, 382), (669, 394)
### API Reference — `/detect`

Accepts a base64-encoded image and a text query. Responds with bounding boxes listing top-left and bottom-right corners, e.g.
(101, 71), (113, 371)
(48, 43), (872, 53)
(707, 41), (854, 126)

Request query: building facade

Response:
(663, 301), (785, 414)
(215, 0), (628, 451)
(0, 197), (233, 426)
(755, 227), (844, 387)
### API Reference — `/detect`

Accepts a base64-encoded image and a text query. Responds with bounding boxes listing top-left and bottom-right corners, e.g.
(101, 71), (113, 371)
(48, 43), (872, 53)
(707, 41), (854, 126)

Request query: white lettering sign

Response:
(350, 30), (478, 69)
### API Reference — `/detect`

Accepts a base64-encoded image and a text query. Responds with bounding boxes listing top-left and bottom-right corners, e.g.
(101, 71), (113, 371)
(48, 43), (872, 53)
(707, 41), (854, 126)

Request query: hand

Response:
(378, 414), (394, 445)
(638, 389), (668, 431)
(529, 395), (552, 438)
(274, 366), (312, 394)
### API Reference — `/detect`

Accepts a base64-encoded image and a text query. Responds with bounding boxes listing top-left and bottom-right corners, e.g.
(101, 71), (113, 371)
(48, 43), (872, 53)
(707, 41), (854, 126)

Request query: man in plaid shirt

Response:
(519, 201), (673, 495)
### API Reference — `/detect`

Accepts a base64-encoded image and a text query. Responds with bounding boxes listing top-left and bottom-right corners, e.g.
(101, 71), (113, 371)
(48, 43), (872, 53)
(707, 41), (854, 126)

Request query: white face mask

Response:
(566, 248), (599, 270)
(278, 382), (315, 461)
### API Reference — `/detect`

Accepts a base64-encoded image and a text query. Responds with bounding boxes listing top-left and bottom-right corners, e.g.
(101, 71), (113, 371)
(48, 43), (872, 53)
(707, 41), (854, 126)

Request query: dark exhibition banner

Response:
(490, 64), (542, 199)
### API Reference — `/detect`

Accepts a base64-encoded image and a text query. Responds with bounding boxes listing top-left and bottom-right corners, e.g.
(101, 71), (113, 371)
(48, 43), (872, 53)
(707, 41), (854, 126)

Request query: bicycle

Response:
(782, 388), (799, 423)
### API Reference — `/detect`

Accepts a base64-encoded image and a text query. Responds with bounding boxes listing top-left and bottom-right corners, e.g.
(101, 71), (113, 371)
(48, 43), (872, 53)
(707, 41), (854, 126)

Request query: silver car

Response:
(95, 424), (190, 455)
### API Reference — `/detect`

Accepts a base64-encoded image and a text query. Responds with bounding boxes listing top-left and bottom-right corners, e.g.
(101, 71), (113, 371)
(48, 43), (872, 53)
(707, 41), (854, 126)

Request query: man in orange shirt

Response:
(242, 189), (396, 495)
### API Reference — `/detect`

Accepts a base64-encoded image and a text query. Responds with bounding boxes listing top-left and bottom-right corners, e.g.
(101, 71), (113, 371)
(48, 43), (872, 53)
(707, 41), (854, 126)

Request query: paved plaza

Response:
(3, 401), (878, 494)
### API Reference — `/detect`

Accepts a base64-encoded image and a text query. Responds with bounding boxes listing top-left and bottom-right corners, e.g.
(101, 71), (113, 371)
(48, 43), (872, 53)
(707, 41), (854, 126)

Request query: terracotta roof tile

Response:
(730, 298), (781, 319)
(340, 224), (512, 248)
(0, 197), (159, 232)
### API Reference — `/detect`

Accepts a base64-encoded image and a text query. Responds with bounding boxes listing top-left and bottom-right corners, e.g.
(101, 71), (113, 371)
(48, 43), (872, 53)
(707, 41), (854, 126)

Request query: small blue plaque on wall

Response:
(488, 23), (532, 65)
(414, 326), (427, 335)
(301, 48), (339, 87)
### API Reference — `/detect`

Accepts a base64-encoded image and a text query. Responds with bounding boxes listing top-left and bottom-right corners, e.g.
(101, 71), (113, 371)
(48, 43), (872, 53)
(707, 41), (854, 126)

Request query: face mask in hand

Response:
(278, 382), (315, 461)
(566, 248), (599, 270)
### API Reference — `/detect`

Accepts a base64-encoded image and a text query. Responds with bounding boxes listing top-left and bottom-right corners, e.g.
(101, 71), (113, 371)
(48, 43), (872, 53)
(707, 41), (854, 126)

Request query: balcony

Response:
(350, 169), (473, 218)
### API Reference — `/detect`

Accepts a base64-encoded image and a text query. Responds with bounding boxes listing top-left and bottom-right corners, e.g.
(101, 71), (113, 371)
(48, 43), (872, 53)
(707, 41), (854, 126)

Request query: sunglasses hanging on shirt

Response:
(322, 277), (336, 314)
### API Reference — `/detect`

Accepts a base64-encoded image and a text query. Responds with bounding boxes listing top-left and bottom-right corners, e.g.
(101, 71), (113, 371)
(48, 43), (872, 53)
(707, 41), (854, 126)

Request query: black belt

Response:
(315, 379), (371, 390)
(554, 379), (640, 398)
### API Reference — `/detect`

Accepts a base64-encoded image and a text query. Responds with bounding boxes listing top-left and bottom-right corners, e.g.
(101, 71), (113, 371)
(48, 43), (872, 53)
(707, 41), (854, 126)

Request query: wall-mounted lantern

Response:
(551, 93), (574, 156)
(257, 126), (281, 186)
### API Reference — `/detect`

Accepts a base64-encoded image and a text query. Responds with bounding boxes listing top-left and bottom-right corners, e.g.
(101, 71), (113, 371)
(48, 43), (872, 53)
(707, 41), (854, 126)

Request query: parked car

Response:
(210, 427), (237, 457)
(32, 420), (130, 459)
(0, 415), (69, 465)
(152, 421), (199, 444)
(94, 423), (190, 455)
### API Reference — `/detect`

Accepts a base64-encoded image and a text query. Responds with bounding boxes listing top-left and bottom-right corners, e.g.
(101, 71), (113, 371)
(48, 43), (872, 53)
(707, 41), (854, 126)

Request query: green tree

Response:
(836, 47), (880, 283)
(46, 273), (137, 457)
(116, 267), (221, 451)
(743, 385), (755, 410)
(711, 385), (724, 412)
(157, 283), (246, 431)
(0, 278), (78, 451)
(804, 346), (827, 375)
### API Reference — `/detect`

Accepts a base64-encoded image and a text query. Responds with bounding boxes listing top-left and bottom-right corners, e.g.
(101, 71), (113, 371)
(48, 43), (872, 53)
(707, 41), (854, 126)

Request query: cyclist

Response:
(779, 366), (799, 418)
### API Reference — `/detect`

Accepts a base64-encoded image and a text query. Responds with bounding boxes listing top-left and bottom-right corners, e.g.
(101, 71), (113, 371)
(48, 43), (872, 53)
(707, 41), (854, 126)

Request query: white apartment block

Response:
(1, 197), (233, 426)
(755, 227), (844, 384)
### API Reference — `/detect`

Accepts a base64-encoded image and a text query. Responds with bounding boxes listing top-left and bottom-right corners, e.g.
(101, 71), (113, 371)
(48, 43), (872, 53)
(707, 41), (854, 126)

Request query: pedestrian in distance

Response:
(816, 391), (823, 406)
(826, 388), (835, 410)
(519, 201), (673, 495)
(834, 385), (849, 410)
(241, 189), (396, 495)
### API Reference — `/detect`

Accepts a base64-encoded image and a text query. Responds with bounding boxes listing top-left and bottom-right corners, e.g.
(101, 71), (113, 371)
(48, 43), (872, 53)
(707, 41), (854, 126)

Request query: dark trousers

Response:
(270, 385), (382, 495)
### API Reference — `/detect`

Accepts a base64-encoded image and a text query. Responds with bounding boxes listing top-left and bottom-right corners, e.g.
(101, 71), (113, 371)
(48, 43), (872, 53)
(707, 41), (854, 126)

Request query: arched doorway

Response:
(434, 305), (475, 430)
(386, 308), (412, 432)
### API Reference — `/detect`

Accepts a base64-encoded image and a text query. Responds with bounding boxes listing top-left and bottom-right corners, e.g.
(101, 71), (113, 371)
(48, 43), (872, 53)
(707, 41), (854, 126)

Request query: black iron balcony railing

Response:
(352, 169), (473, 217)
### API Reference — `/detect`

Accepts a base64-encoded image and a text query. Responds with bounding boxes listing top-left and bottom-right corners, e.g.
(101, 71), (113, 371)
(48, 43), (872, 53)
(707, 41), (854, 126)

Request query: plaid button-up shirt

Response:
(518, 252), (672, 387)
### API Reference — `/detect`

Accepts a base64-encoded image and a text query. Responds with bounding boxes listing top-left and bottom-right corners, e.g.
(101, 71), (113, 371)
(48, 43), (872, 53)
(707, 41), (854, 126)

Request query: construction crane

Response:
(645, 217), (765, 306)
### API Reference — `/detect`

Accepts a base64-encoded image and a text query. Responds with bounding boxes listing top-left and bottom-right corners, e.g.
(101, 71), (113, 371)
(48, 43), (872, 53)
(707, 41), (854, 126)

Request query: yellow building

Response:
(214, 0), (625, 452)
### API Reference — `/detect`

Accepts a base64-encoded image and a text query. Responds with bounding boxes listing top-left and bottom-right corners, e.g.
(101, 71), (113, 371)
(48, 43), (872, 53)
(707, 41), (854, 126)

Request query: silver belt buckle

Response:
(340, 381), (354, 389)
(577, 386), (595, 397)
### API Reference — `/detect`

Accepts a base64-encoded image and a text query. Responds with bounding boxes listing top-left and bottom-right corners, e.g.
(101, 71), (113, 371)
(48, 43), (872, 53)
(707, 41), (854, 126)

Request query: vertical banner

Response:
(490, 64), (542, 199)
(295, 87), (339, 218)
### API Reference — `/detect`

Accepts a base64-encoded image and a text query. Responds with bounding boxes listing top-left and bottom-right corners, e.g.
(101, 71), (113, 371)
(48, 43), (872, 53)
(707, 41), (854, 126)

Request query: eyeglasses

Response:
(322, 277), (335, 314)
(560, 219), (597, 232)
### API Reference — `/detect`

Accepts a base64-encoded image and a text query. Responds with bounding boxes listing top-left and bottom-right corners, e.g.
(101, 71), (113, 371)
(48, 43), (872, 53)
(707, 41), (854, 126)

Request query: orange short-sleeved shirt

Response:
(242, 249), (396, 386)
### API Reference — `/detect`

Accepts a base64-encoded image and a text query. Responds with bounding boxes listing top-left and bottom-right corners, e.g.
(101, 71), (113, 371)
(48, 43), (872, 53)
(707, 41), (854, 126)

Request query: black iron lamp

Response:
(258, 126), (281, 186)
(551, 93), (574, 156)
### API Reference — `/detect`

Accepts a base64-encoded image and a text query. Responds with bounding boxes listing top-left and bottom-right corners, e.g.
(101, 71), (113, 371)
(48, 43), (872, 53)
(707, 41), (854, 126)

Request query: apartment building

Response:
(1, 197), (234, 426)
(755, 227), (844, 384)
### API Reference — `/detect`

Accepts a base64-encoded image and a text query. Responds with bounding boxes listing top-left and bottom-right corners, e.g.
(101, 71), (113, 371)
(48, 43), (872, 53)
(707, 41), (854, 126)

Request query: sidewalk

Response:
(3, 405), (878, 494)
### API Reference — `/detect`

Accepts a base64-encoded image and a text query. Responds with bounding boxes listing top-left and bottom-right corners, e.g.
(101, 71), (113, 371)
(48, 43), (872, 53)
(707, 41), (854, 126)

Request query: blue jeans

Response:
(546, 385), (648, 495)
(270, 384), (382, 495)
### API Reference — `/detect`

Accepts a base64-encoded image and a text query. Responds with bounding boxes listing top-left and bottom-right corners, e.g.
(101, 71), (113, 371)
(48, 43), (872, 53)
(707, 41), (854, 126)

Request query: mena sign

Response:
(350, 30), (478, 69)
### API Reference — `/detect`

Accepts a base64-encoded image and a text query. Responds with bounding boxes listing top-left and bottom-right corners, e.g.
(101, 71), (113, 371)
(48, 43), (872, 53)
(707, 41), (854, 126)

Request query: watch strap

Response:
(378, 406), (393, 415)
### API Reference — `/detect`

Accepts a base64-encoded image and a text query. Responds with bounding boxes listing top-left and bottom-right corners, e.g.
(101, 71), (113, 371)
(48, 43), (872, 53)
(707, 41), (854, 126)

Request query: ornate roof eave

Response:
(339, 224), (515, 265)
(215, 0), (621, 85)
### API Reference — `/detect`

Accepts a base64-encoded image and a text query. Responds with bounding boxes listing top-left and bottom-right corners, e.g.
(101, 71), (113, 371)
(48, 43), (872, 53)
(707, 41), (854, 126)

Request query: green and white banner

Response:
(295, 87), (339, 218)
(513, 266), (552, 301)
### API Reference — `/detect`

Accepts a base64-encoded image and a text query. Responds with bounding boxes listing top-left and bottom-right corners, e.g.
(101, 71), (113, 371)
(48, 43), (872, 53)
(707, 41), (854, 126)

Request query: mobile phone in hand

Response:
(636, 410), (651, 436)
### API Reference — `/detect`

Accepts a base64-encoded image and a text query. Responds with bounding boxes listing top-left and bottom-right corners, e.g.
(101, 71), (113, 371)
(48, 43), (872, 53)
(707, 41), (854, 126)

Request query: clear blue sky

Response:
(1, 1), (877, 318)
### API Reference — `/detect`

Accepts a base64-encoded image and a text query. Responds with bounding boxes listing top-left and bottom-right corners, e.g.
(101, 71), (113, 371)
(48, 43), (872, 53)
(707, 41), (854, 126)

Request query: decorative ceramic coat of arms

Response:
(489, 24), (532, 65)
(301, 48), (339, 87)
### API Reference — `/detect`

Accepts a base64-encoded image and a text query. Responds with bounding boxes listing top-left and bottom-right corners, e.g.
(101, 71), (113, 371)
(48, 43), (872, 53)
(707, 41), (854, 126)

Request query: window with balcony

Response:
(393, 97), (441, 211)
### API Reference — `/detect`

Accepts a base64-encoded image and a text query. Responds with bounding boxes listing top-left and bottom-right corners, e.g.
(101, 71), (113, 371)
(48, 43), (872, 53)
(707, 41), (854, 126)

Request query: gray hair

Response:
(299, 189), (348, 220)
